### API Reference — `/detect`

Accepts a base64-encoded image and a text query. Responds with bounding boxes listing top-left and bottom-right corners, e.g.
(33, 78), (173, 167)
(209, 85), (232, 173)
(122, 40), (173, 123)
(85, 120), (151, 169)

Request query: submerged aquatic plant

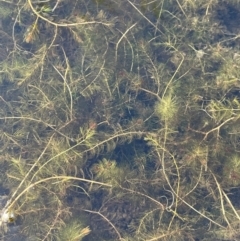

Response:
(1, 0), (240, 240)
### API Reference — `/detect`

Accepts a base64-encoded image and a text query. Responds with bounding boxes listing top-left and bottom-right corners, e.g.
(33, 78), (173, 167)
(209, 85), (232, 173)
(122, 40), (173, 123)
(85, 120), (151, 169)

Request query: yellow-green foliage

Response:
(206, 98), (240, 124)
(0, 2), (13, 18)
(57, 220), (91, 241)
(91, 158), (125, 185)
(2, 0), (240, 240)
(186, 145), (208, 168)
(215, 55), (240, 91)
(154, 94), (178, 123)
(223, 155), (240, 186)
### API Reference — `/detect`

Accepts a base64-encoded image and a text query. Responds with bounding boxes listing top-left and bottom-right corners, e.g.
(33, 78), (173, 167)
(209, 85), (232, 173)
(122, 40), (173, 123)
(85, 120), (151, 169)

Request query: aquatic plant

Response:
(1, 0), (240, 240)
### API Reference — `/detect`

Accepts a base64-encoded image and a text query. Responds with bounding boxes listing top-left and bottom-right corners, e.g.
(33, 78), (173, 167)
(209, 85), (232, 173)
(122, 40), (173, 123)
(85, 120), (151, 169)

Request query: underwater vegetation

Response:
(1, 0), (240, 240)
